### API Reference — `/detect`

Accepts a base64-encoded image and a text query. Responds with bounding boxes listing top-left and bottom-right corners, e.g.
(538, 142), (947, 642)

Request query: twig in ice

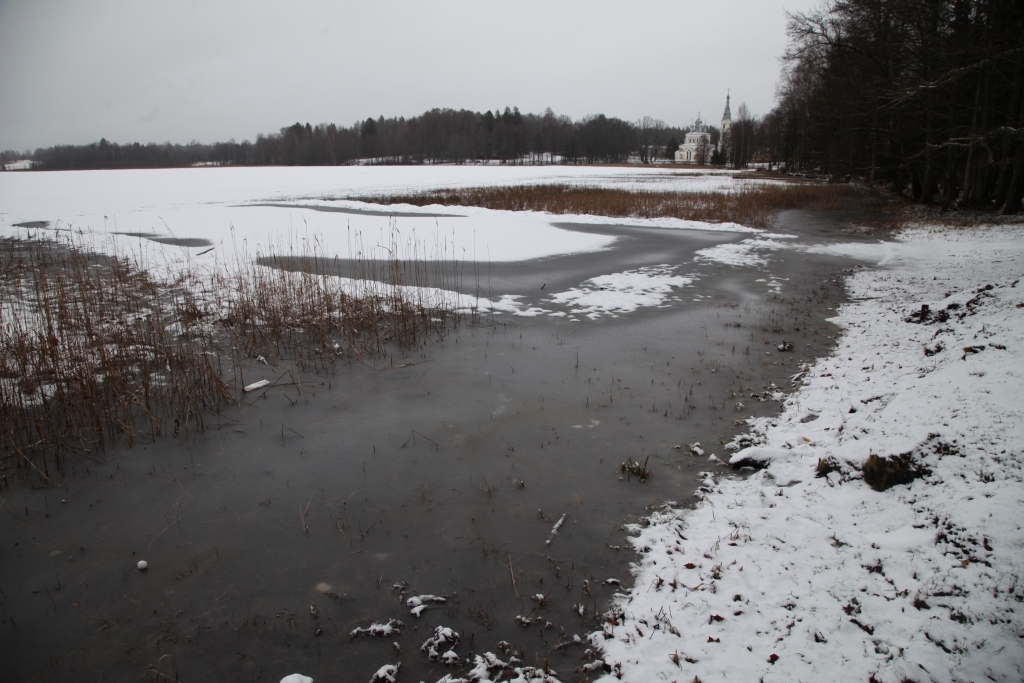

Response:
(243, 379), (271, 393)
(506, 554), (519, 599)
(545, 513), (567, 546)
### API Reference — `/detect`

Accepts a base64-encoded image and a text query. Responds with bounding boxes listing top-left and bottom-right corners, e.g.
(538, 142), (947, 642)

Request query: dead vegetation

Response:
(620, 455), (651, 481)
(0, 231), (463, 481)
(220, 230), (464, 371)
(347, 182), (877, 229)
(861, 453), (930, 491)
(0, 235), (229, 481)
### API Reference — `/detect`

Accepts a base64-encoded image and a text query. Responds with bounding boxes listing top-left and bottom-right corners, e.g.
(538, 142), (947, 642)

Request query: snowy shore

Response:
(596, 223), (1024, 682)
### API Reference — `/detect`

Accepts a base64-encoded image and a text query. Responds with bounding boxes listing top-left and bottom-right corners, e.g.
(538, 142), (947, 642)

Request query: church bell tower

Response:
(720, 91), (732, 165)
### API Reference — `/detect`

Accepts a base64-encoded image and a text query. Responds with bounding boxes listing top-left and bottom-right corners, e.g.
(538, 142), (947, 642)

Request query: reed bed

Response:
(0, 234), (229, 481)
(1, 228), (464, 482)
(348, 182), (871, 229)
(219, 228), (465, 371)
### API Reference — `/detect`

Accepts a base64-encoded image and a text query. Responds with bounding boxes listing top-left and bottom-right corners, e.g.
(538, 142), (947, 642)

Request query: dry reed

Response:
(220, 227), (464, 371)
(347, 182), (871, 229)
(0, 234), (229, 481)
(1, 227), (464, 482)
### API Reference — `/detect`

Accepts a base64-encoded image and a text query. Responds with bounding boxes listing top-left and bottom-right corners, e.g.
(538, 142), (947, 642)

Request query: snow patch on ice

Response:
(547, 265), (693, 318)
(694, 233), (797, 267)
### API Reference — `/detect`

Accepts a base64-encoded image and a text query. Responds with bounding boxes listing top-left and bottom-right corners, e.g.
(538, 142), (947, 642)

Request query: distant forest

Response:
(1, 109), (701, 170)
(768, 0), (1024, 213)
(4, 0), (1022, 213)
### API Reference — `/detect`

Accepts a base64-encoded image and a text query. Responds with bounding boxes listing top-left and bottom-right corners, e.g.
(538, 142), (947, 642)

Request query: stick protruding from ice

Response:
(545, 513), (567, 545)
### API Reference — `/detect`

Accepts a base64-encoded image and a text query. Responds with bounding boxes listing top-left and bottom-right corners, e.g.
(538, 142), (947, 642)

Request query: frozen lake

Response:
(0, 166), (772, 269)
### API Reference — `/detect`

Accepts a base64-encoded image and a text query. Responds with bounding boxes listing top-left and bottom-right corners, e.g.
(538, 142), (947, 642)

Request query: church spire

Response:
(722, 91), (731, 122)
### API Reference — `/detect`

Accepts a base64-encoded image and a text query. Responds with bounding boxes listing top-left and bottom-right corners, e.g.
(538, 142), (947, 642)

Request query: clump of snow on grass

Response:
(547, 265), (693, 319)
(406, 594), (446, 618)
(369, 663), (399, 682)
(595, 223), (1024, 682)
(464, 652), (561, 682)
(348, 618), (404, 639)
(421, 625), (460, 661)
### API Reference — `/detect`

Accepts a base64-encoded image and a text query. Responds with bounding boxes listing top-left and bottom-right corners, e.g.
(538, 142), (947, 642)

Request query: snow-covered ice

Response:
(0, 166), (767, 275)
(595, 223), (1024, 682)
(547, 265), (694, 319)
(694, 232), (799, 268)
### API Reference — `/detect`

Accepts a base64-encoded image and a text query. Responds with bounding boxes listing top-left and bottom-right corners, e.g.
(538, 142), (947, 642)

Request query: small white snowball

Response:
(279, 675), (313, 683)
(137, 560), (148, 570)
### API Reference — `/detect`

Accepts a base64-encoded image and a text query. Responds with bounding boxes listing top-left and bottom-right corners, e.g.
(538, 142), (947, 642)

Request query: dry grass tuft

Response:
(347, 182), (873, 229)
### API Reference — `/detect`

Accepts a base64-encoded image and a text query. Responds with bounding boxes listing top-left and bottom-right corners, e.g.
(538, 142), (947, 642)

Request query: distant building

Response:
(674, 93), (732, 165)
(719, 92), (732, 165)
(2, 159), (35, 171)
(675, 116), (713, 164)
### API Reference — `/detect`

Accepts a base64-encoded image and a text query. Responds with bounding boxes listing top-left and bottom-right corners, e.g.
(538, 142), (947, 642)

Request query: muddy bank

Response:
(0, 210), (882, 682)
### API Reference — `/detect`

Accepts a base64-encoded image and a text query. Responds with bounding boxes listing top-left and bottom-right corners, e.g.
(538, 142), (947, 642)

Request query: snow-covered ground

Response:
(0, 166), (768, 274)
(596, 223), (1024, 682)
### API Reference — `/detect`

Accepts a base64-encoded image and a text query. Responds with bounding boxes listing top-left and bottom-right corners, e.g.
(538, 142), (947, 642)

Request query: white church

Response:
(675, 93), (732, 165)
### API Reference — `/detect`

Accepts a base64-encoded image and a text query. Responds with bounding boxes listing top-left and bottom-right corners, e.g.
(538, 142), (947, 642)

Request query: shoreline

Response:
(595, 221), (1024, 682)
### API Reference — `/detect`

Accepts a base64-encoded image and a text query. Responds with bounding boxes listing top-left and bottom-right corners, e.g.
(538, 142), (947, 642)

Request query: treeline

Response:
(3, 108), (694, 170)
(760, 0), (1024, 213)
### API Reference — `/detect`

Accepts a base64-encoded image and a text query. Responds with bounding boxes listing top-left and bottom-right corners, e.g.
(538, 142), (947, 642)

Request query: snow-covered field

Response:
(0, 166), (766, 272)
(596, 223), (1024, 682)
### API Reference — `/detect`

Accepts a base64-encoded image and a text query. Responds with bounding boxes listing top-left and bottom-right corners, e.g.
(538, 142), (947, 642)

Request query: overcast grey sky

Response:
(0, 0), (819, 151)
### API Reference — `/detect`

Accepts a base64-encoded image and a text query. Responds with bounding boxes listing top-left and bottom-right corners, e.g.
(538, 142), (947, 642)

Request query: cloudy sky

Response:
(0, 0), (819, 151)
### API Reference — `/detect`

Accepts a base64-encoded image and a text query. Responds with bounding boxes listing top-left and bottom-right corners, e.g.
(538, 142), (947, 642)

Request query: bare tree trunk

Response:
(960, 74), (984, 204)
(1001, 144), (1024, 214)
(993, 57), (1022, 208)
